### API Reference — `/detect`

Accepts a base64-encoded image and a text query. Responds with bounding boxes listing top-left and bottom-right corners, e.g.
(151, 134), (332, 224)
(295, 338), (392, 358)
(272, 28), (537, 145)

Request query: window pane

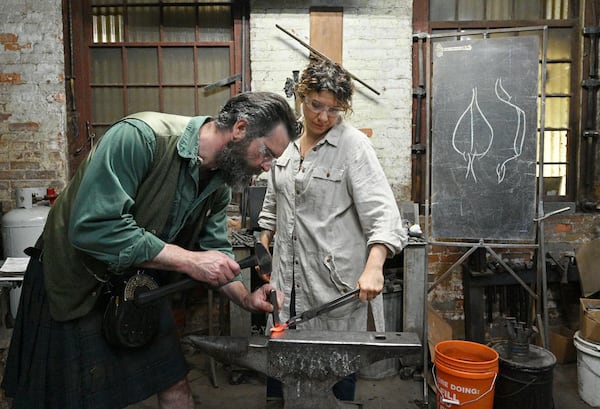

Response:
(162, 48), (194, 85)
(543, 97), (570, 128)
(515, 1), (541, 19)
(128, 7), (160, 42)
(536, 131), (567, 196)
(430, 0), (456, 21)
(164, 87), (195, 116)
(197, 48), (230, 85)
(198, 87), (230, 116)
(91, 48), (123, 84)
(547, 28), (572, 60)
(92, 7), (124, 43)
(458, 0), (484, 20)
(164, 6), (196, 43)
(543, 129), (567, 162)
(127, 48), (158, 85)
(198, 5), (232, 41)
(545, 63), (571, 94)
(544, 0), (569, 19)
(93, 87), (124, 123)
(542, 167), (567, 196)
(127, 88), (159, 114)
(486, 0), (511, 20)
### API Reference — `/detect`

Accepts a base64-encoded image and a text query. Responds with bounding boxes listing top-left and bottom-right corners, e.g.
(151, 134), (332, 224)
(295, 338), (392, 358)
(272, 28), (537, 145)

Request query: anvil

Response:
(184, 330), (422, 409)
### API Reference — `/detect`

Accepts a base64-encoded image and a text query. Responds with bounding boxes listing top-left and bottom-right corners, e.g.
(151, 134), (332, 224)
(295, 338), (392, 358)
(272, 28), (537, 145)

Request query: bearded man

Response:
(2, 92), (299, 409)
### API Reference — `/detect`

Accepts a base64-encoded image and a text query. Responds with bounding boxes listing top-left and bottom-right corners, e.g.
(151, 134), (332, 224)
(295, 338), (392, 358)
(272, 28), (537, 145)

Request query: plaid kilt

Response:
(2, 255), (189, 409)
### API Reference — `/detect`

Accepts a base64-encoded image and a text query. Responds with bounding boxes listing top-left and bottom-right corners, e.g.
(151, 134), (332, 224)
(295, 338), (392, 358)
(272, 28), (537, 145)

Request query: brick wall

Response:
(249, 0), (414, 200)
(0, 0), (67, 213)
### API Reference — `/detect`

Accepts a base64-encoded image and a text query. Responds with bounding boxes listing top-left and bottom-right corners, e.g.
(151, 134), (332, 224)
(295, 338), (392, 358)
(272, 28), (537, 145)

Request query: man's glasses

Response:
(304, 97), (343, 118)
(258, 139), (275, 162)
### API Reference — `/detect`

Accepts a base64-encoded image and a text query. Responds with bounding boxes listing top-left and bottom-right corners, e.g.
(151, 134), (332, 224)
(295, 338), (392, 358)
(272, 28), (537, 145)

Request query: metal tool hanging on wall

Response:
(276, 24), (381, 96)
(284, 70), (301, 118)
(203, 73), (242, 93)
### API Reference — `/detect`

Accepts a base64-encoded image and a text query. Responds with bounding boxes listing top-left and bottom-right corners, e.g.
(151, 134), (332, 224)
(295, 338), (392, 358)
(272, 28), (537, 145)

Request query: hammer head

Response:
(254, 241), (272, 275)
(238, 242), (272, 281)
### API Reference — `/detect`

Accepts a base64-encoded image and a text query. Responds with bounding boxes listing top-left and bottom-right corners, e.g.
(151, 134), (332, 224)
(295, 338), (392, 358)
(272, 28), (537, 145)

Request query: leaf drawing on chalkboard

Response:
(452, 87), (494, 182)
(494, 78), (526, 183)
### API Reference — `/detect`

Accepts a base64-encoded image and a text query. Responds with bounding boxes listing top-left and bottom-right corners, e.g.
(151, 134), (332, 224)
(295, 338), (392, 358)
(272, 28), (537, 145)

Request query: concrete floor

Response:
(127, 352), (596, 409)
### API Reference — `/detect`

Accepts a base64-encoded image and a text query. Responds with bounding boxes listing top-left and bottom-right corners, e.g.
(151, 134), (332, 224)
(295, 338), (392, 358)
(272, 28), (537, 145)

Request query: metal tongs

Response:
(271, 288), (360, 332)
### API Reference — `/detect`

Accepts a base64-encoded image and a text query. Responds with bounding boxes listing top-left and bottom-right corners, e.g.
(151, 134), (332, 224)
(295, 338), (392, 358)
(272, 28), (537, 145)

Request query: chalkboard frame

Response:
(426, 30), (547, 243)
(421, 26), (552, 348)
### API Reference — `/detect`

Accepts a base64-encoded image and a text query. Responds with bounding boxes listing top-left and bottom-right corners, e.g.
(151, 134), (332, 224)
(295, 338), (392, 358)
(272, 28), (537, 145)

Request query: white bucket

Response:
(573, 331), (600, 407)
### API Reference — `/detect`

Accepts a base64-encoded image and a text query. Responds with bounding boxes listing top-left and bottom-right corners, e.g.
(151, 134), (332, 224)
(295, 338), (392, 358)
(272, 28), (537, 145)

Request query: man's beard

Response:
(214, 138), (259, 191)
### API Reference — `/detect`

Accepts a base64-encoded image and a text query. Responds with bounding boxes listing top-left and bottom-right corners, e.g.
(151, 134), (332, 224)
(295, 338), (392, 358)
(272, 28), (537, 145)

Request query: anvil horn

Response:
(183, 335), (269, 374)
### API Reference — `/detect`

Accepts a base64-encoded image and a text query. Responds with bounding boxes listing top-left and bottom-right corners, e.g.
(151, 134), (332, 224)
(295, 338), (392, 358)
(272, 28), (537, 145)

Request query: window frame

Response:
(63, 0), (249, 177)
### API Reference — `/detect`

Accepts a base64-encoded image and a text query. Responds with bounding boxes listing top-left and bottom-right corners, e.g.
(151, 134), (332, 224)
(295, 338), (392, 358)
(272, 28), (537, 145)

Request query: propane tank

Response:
(1, 188), (51, 319)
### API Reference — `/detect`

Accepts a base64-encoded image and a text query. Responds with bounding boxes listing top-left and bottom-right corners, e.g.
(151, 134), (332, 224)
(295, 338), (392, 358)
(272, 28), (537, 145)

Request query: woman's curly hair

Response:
(295, 58), (354, 112)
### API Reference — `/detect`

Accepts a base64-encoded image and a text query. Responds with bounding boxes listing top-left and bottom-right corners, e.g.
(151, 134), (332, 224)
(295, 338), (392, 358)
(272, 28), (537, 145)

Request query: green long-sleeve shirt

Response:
(42, 112), (234, 321)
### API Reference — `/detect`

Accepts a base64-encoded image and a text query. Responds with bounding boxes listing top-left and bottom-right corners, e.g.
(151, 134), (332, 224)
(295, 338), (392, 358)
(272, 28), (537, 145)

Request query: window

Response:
(416, 0), (580, 201)
(65, 0), (248, 175)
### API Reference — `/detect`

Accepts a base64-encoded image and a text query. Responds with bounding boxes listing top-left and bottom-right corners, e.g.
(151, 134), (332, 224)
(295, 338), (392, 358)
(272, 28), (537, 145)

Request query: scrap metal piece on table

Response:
(184, 330), (421, 409)
(231, 230), (257, 247)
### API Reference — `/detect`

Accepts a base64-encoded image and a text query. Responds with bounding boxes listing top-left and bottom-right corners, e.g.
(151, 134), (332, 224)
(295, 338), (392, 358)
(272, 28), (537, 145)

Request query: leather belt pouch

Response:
(102, 272), (161, 348)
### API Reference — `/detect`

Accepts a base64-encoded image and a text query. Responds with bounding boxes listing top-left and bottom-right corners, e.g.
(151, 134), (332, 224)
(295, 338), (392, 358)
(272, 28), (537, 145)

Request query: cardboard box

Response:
(580, 298), (600, 343)
(549, 326), (576, 364)
(428, 305), (453, 361)
(576, 238), (600, 297)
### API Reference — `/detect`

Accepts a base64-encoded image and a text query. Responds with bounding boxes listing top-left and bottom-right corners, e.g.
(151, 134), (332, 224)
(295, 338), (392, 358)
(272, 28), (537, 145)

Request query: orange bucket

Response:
(434, 340), (499, 409)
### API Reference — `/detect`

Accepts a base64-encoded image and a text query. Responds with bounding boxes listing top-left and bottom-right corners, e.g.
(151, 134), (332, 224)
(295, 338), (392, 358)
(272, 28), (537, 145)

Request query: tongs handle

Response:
(291, 288), (360, 325)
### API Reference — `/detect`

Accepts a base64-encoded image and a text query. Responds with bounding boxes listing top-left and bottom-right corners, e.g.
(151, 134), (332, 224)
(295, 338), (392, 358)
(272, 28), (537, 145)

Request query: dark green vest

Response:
(42, 113), (225, 321)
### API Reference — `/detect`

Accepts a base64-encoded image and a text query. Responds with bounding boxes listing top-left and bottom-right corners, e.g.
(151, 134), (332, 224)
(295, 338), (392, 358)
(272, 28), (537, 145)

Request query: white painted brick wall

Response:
(250, 0), (413, 199)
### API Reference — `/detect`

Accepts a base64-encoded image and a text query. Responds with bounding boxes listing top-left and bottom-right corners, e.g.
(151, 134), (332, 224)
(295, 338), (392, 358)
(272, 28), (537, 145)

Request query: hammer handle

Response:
(135, 277), (199, 305)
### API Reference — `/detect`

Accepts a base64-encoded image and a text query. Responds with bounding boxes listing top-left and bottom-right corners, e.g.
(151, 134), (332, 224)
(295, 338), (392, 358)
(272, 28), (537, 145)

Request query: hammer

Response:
(135, 242), (272, 305)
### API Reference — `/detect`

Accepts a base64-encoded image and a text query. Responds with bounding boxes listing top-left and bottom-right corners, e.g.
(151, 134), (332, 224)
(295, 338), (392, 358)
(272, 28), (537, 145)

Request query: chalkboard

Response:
(431, 36), (539, 241)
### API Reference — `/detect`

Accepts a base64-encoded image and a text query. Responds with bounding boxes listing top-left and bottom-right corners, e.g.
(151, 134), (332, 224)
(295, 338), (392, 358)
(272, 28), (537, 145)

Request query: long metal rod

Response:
(429, 241), (539, 248)
(275, 24), (381, 96)
(538, 26), (550, 348)
(422, 35), (432, 407)
(424, 25), (548, 39)
(241, 9), (247, 92)
(533, 206), (571, 222)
